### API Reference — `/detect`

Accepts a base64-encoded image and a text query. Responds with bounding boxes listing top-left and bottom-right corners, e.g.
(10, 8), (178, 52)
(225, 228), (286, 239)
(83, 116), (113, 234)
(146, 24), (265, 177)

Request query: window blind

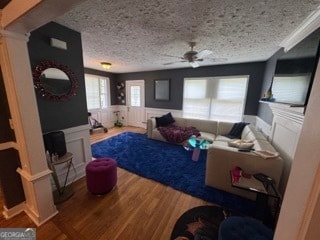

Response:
(183, 76), (248, 122)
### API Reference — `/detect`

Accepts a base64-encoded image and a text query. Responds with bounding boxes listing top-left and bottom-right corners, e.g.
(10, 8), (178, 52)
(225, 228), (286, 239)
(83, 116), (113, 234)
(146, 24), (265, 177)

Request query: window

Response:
(85, 74), (110, 110)
(183, 76), (249, 122)
(272, 74), (310, 105)
(130, 86), (141, 107)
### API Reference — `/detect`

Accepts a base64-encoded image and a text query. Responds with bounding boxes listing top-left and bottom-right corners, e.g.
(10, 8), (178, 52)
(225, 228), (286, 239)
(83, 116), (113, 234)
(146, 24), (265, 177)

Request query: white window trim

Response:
(85, 74), (111, 110)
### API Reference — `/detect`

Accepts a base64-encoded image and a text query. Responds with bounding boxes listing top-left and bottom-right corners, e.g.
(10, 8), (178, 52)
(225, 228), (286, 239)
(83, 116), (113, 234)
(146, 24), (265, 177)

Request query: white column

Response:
(0, 30), (57, 225)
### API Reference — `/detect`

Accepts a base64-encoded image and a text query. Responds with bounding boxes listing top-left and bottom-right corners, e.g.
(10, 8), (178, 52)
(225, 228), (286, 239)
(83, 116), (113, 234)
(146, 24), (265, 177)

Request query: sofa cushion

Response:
(173, 117), (188, 127)
(242, 125), (266, 141)
(215, 135), (232, 142)
(217, 122), (234, 136)
(225, 122), (249, 139)
(199, 132), (215, 142)
(212, 140), (229, 147)
(186, 118), (218, 134)
(241, 125), (251, 140)
(155, 112), (175, 127)
(253, 139), (277, 152)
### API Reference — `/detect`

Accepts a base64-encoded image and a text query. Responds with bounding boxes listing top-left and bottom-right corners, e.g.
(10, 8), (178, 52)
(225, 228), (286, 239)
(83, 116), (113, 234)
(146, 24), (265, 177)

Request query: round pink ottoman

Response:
(86, 158), (117, 195)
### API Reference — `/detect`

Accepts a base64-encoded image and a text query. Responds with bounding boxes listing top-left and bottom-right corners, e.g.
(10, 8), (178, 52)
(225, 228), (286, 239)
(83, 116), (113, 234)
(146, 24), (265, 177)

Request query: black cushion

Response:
(155, 112), (175, 127)
(225, 122), (249, 139)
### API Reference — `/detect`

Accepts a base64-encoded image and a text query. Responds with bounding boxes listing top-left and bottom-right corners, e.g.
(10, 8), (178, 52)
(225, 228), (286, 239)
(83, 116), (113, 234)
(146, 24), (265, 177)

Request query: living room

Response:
(1, 0), (320, 239)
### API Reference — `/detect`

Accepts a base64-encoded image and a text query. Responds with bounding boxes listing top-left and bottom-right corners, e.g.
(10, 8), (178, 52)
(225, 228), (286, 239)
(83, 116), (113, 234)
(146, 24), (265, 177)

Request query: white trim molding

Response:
(261, 101), (305, 193)
(2, 203), (25, 219)
(280, 6), (320, 52)
(0, 29), (58, 226)
(0, 141), (18, 151)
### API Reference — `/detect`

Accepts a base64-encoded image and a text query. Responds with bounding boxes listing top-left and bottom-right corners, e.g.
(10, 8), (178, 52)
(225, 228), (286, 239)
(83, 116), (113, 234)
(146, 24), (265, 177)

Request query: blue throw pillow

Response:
(156, 112), (175, 127)
(225, 122), (249, 139)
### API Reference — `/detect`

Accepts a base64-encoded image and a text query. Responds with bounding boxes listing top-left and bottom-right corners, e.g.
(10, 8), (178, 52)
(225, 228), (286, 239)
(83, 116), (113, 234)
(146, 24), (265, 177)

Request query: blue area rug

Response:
(91, 132), (255, 215)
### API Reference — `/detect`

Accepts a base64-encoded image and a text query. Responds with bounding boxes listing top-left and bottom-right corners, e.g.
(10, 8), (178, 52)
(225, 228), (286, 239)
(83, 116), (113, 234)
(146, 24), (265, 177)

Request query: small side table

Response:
(230, 171), (282, 228)
(48, 152), (74, 204)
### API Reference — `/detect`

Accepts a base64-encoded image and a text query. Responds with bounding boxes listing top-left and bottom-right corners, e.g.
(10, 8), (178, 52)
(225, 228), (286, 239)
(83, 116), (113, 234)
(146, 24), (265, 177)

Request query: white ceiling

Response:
(55, 0), (320, 73)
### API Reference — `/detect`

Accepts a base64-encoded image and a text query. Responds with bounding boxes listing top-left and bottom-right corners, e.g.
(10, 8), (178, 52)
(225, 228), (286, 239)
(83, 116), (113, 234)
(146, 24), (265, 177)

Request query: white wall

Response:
(256, 103), (304, 194)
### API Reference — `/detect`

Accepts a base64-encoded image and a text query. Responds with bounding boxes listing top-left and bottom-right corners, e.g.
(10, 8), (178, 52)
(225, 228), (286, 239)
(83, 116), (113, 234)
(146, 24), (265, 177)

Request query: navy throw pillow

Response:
(155, 112), (175, 127)
(225, 122), (249, 139)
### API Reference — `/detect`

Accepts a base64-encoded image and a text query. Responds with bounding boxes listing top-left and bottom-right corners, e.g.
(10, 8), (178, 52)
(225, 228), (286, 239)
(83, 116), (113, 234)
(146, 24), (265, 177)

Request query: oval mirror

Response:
(40, 68), (71, 95)
(33, 61), (78, 101)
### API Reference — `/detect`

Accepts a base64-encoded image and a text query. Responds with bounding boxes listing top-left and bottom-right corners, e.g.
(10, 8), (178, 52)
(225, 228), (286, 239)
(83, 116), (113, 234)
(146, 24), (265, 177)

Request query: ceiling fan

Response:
(163, 42), (226, 68)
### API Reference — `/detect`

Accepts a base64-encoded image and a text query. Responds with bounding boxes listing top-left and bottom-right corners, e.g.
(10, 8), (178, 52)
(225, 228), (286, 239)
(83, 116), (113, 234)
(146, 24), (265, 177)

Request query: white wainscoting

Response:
(49, 124), (92, 189)
(256, 102), (304, 193)
(89, 106), (121, 129)
(117, 105), (128, 126)
(269, 103), (304, 193)
(145, 108), (182, 120)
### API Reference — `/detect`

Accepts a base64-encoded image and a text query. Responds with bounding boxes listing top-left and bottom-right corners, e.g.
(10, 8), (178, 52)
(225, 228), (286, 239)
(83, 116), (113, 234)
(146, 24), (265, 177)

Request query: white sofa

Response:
(147, 117), (284, 200)
(147, 117), (217, 143)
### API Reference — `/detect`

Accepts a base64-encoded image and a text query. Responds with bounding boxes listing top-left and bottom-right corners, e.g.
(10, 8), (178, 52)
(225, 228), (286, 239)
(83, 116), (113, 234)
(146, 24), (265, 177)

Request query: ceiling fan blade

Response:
(196, 49), (213, 59)
(190, 61), (200, 68)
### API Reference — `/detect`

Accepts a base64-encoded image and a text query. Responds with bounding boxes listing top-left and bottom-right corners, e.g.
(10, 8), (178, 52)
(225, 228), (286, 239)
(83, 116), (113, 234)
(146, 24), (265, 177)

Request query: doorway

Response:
(125, 80), (145, 128)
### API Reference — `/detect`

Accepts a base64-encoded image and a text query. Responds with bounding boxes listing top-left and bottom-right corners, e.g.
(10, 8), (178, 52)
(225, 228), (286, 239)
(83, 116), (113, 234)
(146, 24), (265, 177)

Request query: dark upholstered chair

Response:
(218, 216), (273, 240)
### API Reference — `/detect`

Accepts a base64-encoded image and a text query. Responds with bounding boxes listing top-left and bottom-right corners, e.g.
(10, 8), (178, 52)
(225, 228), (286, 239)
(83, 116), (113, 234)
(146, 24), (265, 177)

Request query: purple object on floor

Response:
(86, 158), (117, 195)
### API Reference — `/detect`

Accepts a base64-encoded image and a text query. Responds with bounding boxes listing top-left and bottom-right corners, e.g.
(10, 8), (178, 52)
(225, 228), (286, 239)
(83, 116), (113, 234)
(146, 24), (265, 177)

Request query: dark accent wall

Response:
(116, 62), (266, 115)
(28, 22), (88, 133)
(0, 67), (15, 142)
(0, 67), (25, 209)
(257, 49), (284, 124)
(84, 68), (118, 105)
(0, 148), (25, 208)
(258, 27), (320, 124)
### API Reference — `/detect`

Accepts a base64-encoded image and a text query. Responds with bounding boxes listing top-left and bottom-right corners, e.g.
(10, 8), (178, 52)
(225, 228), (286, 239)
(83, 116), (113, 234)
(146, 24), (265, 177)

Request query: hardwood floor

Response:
(89, 126), (147, 144)
(0, 126), (215, 239)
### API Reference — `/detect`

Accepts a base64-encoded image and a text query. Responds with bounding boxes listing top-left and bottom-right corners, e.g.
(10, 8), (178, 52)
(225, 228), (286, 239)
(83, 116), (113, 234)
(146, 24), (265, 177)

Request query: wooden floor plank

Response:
(0, 126), (215, 239)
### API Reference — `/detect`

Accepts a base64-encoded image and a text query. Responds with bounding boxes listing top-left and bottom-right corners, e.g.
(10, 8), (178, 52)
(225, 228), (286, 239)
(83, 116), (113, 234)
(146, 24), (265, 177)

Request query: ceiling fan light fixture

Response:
(163, 41), (226, 67)
(101, 62), (112, 69)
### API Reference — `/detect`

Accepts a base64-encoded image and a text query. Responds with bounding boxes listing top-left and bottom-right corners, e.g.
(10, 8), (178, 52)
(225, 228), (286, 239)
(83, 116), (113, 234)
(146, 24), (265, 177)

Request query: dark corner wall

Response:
(258, 27), (320, 125)
(257, 49), (284, 125)
(28, 22), (88, 133)
(0, 67), (25, 208)
(84, 68), (118, 105)
(115, 62), (266, 116)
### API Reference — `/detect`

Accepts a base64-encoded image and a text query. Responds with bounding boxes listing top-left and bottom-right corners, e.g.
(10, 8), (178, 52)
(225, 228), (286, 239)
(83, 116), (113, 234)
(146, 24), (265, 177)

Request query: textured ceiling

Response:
(55, 0), (320, 73)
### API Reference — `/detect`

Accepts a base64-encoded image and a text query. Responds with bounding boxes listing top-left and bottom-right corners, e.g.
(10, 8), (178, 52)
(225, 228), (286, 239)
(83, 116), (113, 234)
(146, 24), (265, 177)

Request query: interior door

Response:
(126, 80), (145, 128)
